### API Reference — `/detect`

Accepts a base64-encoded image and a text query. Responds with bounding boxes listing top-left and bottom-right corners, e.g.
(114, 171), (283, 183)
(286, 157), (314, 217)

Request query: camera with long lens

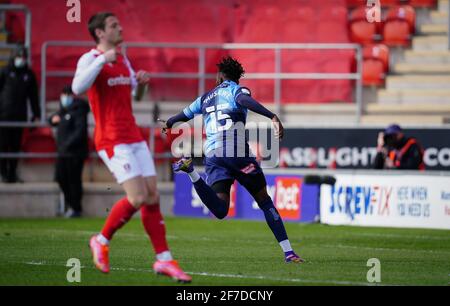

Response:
(383, 133), (397, 148)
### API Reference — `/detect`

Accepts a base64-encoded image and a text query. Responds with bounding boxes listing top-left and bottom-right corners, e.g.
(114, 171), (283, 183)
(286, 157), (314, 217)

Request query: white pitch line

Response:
(10, 228), (450, 254)
(345, 232), (450, 241)
(18, 261), (376, 286)
(309, 244), (450, 255)
(184, 271), (375, 286)
(11, 227), (450, 245)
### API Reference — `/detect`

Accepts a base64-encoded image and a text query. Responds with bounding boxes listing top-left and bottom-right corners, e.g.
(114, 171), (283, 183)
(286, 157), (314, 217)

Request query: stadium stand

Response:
(0, 0), (449, 219)
(4, 0), (354, 104)
(0, 0), (449, 187)
(0, 0), (447, 110)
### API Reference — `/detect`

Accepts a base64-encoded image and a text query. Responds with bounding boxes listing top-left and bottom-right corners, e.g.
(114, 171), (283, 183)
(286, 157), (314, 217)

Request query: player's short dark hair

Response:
(88, 12), (115, 43)
(217, 56), (245, 83)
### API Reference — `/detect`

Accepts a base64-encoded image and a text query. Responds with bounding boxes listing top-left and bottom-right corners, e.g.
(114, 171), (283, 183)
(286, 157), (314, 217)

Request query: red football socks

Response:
(140, 204), (170, 254)
(101, 197), (137, 240)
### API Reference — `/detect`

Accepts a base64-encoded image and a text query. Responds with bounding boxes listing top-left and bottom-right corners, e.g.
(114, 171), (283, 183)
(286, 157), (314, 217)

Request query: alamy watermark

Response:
(366, 258), (381, 283)
(169, 118), (280, 168)
(366, 0), (382, 23)
(66, 0), (81, 23)
(66, 258), (81, 283)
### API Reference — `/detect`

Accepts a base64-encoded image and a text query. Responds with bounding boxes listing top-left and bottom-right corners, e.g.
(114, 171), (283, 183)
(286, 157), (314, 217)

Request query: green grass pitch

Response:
(0, 217), (449, 286)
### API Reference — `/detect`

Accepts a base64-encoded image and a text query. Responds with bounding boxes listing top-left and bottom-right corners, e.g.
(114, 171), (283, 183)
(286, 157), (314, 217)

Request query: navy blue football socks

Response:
(257, 197), (288, 243)
(193, 178), (229, 219)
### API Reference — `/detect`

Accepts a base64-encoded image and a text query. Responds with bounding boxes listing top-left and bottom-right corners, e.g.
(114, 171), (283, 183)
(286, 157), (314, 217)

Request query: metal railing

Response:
(0, 42), (363, 161)
(0, 121), (171, 160)
(0, 4), (32, 64)
(40, 41), (363, 123)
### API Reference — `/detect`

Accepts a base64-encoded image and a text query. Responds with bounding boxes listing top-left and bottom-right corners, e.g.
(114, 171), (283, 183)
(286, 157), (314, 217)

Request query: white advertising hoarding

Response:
(320, 174), (450, 230)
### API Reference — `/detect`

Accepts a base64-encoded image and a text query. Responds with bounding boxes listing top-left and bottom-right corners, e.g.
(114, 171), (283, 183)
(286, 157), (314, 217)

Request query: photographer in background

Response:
(49, 85), (90, 218)
(373, 124), (425, 171)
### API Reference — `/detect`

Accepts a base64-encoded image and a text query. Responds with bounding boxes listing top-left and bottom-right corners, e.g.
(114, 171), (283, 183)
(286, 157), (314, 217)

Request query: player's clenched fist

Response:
(103, 49), (117, 63)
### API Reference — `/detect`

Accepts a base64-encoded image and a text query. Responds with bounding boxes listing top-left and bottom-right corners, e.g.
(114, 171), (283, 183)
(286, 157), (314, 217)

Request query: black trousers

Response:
(0, 127), (23, 182)
(55, 157), (85, 213)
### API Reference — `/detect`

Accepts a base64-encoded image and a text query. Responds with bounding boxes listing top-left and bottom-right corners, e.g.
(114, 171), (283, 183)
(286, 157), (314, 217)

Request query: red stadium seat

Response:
(379, 0), (401, 7)
(346, 0), (365, 7)
(234, 5), (282, 43)
(363, 44), (390, 71)
(321, 56), (354, 103)
(281, 58), (318, 103)
(317, 21), (349, 42)
(349, 7), (379, 44)
(280, 6), (316, 42)
(349, 21), (378, 44)
(21, 127), (57, 164)
(5, 12), (25, 43)
(346, 0), (400, 7)
(408, 0), (437, 8)
(385, 5), (416, 32)
(230, 49), (275, 102)
(285, 5), (315, 21)
(363, 59), (385, 86)
(281, 19), (316, 43)
(382, 20), (412, 46)
(318, 5), (348, 23)
(161, 48), (226, 101)
(362, 44), (389, 86)
(280, 50), (354, 103)
(165, 56), (199, 101)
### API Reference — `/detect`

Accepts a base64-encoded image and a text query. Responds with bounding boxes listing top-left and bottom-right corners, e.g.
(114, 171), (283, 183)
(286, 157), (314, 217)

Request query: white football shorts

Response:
(98, 141), (156, 184)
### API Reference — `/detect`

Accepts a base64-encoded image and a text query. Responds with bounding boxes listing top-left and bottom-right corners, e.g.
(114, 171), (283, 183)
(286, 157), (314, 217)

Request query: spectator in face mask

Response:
(49, 85), (90, 218)
(373, 124), (425, 170)
(0, 46), (40, 183)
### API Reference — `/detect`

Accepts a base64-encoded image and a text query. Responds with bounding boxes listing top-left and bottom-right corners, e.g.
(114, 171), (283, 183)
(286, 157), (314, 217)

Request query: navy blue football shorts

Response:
(204, 156), (267, 196)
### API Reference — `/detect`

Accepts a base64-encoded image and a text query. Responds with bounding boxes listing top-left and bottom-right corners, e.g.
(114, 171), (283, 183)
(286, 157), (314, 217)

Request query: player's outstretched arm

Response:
(160, 96), (202, 134)
(236, 93), (284, 140)
(159, 112), (191, 134)
(72, 49), (116, 95)
(236, 93), (275, 119)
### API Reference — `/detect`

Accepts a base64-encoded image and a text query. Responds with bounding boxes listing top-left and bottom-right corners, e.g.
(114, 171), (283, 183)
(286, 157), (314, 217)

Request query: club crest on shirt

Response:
(123, 163), (131, 172)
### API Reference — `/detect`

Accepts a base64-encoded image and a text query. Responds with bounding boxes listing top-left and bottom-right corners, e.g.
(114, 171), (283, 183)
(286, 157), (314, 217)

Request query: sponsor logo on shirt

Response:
(107, 75), (131, 87)
(240, 163), (256, 174)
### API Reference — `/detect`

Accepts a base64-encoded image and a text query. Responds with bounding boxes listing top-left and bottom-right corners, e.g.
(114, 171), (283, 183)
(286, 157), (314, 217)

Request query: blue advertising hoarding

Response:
(174, 173), (320, 223)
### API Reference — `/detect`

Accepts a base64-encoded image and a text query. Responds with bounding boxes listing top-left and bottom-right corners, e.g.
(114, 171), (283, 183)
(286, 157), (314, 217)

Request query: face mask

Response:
(61, 95), (74, 108)
(14, 57), (26, 68)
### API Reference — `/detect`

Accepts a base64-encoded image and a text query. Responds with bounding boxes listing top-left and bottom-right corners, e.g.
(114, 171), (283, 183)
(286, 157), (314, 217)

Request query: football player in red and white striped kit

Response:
(72, 12), (191, 283)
